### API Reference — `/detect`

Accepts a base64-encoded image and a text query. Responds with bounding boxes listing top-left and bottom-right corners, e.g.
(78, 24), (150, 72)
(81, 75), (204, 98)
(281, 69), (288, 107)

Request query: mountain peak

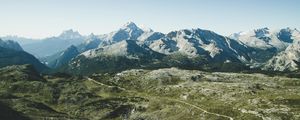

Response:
(255, 27), (270, 32)
(59, 29), (82, 39)
(61, 29), (77, 34)
(280, 27), (300, 33)
(100, 22), (146, 42)
(121, 22), (139, 30)
(87, 33), (97, 39)
(254, 27), (270, 38)
(67, 45), (77, 50)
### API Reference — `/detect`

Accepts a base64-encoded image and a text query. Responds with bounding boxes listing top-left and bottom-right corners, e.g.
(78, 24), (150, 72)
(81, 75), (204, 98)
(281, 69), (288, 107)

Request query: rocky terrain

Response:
(0, 65), (299, 120)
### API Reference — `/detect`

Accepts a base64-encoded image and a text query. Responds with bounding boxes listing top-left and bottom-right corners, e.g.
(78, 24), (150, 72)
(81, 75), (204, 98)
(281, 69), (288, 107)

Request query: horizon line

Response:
(1, 22), (299, 40)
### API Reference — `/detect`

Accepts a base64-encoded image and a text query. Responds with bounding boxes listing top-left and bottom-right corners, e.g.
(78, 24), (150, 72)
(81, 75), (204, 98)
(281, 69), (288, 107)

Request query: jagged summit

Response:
(121, 22), (153, 32)
(100, 22), (147, 43)
(58, 29), (83, 39)
(88, 33), (97, 38)
(60, 29), (78, 34)
(22, 29), (86, 57)
(122, 21), (139, 30)
(254, 27), (270, 38)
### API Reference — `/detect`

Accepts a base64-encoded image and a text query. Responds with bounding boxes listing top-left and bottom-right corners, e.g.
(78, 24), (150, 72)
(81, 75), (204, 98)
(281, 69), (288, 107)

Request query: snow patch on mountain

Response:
(149, 38), (178, 55)
(99, 22), (145, 43)
(264, 40), (300, 71)
(81, 40), (161, 59)
(202, 42), (222, 58)
(230, 28), (291, 50)
(147, 28), (251, 62)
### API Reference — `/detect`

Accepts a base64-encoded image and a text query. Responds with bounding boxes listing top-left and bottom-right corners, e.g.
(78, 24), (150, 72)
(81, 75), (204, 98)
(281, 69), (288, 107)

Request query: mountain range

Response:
(2, 29), (86, 58)
(231, 27), (300, 70)
(1, 22), (300, 75)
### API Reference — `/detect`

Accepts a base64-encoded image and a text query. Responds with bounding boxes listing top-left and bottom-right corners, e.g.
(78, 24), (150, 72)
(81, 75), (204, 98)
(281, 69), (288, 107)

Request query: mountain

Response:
(64, 40), (164, 75)
(22, 29), (85, 58)
(57, 29), (83, 40)
(50, 33), (106, 69)
(76, 33), (103, 53)
(231, 28), (300, 69)
(263, 40), (300, 71)
(150, 29), (252, 63)
(75, 22), (164, 53)
(41, 45), (79, 68)
(0, 35), (38, 45)
(230, 27), (296, 50)
(0, 39), (23, 51)
(81, 40), (163, 58)
(97, 22), (164, 46)
(0, 46), (48, 72)
(46, 22), (165, 73)
(99, 22), (146, 43)
(74, 22), (165, 53)
(137, 30), (165, 46)
(0, 39), (47, 72)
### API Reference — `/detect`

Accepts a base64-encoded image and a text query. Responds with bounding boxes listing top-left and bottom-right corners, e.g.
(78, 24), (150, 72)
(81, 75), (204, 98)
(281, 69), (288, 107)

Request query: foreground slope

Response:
(0, 65), (299, 119)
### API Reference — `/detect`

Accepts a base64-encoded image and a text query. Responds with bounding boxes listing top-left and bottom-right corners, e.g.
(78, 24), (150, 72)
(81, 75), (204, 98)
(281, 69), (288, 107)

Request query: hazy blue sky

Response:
(0, 0), (299, 38)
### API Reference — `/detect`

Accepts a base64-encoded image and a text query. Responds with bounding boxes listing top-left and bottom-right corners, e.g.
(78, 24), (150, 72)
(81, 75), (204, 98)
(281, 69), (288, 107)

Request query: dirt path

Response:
(86, 77), (126, 91)
(170, 98), (233, 120)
